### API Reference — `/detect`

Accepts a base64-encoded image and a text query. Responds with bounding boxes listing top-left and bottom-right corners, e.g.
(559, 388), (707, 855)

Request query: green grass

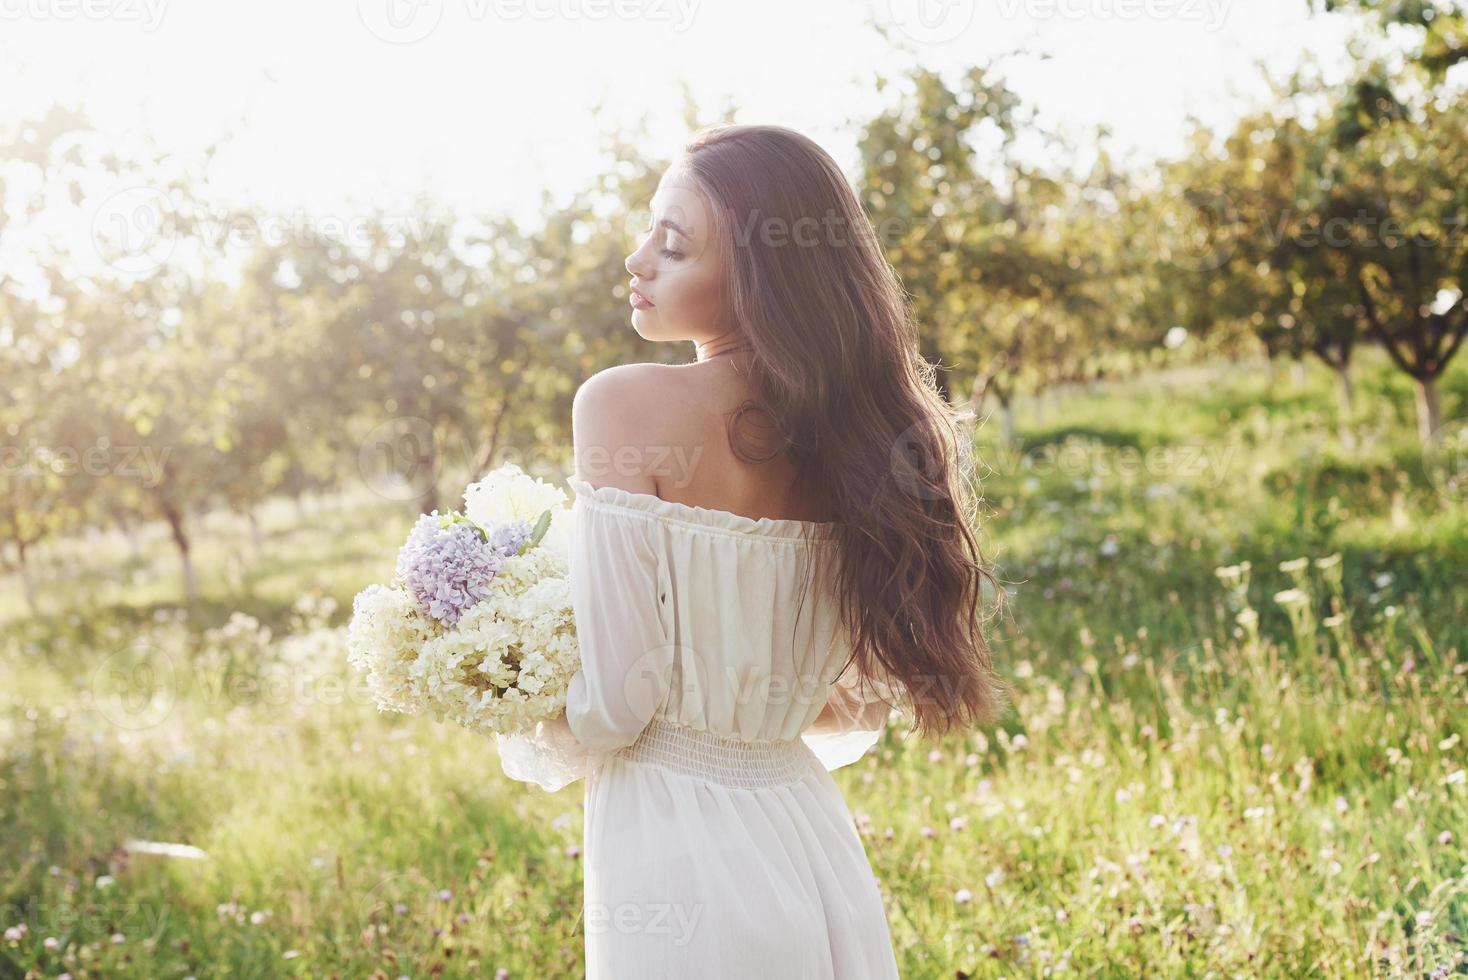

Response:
(3, 348), (1465, 978)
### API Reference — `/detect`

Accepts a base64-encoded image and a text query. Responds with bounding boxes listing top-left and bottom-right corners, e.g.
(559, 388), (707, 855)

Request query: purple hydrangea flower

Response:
(486, 519), (533, 558)
(395, 512), (503, 627)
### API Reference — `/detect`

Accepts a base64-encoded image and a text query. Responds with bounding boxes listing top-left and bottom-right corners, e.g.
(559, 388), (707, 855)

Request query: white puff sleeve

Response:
(496, 489), (674, 792)
(801, 660), (904, 771)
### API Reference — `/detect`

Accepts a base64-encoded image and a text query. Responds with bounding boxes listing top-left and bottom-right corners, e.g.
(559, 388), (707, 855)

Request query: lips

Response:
(629, 287), (655, 309)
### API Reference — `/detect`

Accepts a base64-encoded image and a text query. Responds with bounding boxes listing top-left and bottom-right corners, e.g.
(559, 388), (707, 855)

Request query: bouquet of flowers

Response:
(346, 462), (579, 736)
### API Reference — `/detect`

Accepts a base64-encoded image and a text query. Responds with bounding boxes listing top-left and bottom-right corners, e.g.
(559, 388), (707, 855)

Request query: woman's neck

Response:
(695, 337), (753, 362)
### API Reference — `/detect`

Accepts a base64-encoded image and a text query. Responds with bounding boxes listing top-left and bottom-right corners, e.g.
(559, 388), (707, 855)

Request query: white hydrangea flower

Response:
(346, 463), (579, 737)
(462, 462), (568, 528)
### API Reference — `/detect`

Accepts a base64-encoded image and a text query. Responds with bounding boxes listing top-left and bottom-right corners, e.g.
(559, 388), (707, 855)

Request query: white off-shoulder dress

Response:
(496, 477), (904, 979)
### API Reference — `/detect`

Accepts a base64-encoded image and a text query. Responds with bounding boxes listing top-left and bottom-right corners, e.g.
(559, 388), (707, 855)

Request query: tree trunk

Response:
(1334, 361), (1356, 449)
(1334, 361), (1354, 416)
(1291, 359), (1307, 387)
(158, 496), (197, 601)
(248, 507), (264, 552)
(415, 434), (441, 517)
(16, 539), (37, 616)
(1416, 375), (1443, 446)
(1000, 396), (1016, 447)
(970, 375), (988, 419)
(475, 392), (513, 478)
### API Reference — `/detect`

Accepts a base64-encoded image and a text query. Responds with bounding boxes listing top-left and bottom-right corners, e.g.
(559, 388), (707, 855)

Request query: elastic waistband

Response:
(615, 717), (820, 789)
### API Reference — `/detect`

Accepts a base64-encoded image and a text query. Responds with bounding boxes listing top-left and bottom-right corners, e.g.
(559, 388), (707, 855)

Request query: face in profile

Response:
(623, 167), (729, 343)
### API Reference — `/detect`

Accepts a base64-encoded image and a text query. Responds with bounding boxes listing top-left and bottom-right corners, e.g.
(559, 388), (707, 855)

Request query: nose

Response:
(625, 231), (655, 280)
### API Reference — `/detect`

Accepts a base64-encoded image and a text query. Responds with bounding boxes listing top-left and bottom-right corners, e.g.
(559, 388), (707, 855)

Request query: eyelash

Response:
(642, 223), (683, 261)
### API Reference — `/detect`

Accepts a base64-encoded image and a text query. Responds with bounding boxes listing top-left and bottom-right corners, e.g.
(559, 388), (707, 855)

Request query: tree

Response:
(854, 65), (1125, 440)
(1334, 98), (1467, 442)
(854, 65), (1023, 406)
(1161, 62), (1466, 446)
(1311, 0), (1467, 80)
(1223, 102), (1368, 431)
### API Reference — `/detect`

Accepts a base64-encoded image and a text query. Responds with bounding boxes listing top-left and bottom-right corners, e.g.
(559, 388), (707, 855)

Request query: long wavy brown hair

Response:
(679, 123), (1012, 738)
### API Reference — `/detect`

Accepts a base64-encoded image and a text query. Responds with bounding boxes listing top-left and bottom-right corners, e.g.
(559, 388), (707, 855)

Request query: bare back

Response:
(651, 360), (836, 525)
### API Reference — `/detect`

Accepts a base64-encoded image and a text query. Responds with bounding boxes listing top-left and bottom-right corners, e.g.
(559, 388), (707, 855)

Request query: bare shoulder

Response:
(572, 363), (694, 493)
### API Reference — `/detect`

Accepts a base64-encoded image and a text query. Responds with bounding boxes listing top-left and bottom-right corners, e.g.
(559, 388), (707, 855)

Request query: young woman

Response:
(497, 123), (1011, 978)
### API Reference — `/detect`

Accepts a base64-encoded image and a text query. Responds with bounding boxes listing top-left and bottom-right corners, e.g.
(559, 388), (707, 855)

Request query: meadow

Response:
(3, 349), (1465, 978)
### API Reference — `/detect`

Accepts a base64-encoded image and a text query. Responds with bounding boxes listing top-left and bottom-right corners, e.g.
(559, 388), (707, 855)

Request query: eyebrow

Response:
(655, 216), (693, 240)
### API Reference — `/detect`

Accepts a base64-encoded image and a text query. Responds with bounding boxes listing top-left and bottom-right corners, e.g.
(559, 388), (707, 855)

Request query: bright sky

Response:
(1, 0), (1367, 230)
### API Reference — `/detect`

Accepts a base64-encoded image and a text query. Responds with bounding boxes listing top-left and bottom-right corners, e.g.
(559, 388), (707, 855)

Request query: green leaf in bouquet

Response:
(439, 510), (491, 541)
(520, 508), (554, 555)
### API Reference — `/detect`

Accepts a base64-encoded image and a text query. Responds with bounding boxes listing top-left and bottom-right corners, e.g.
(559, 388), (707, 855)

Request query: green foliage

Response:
(2, 355), (1464, 977)
(855, 67), (1137, 412)
(1310, 0), (1468, 77)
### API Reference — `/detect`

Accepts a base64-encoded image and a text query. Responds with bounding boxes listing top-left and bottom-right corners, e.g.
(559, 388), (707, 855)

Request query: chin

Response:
(630, 308), (662, 339)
